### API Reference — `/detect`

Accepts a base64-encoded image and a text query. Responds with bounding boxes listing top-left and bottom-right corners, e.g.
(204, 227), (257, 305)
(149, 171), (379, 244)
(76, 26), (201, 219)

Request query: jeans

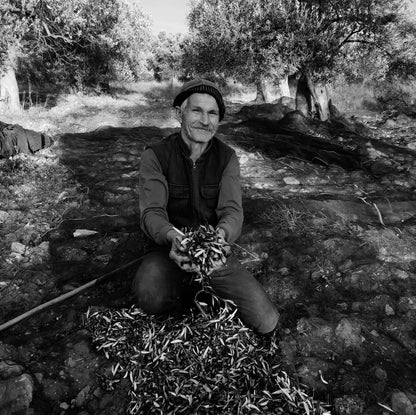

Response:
(132, 247), (279, 334)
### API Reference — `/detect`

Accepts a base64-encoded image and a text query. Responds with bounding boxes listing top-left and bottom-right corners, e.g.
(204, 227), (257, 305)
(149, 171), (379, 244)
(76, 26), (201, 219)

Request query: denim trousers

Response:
(132, 247), (279, 334)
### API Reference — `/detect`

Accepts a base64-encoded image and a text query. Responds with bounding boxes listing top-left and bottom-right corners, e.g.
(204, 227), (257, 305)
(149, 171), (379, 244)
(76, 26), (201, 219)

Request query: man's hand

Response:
(215, 227), (231, 255)
(205, 227), (231, 275)
(168, 230), (200, 273)
(167, 226), (231, 276)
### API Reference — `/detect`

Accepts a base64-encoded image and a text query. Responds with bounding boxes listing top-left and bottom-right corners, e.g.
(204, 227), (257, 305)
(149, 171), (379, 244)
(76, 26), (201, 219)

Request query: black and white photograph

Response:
(1, 1), (416, 414)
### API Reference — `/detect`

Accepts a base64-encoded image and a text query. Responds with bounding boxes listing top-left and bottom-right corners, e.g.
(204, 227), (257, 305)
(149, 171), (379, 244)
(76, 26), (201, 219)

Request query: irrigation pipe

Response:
(0, 258), (141, 333)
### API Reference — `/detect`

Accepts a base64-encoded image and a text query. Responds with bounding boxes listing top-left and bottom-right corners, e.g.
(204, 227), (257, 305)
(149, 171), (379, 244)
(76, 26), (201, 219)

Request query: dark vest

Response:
(149, 133), (234, 229)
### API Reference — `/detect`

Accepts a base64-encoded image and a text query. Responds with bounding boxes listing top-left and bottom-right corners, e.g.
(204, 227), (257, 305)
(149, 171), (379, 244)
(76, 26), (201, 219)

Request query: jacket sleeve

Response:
(139, 148), (175, 245)
(216, 152), (244, 243)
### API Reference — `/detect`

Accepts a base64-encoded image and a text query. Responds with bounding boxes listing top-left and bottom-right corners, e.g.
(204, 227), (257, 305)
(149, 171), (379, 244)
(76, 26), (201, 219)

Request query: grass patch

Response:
(329, 78), (416, 114)
(372, 78), (416, 110)
(0, 79), (259, 137)
(256, 203), (313, 233)
(4, 77), (409, 140)
(222, 81), (257, 103)
(0, 81), (182, 136)
(328, 82), (380, 114)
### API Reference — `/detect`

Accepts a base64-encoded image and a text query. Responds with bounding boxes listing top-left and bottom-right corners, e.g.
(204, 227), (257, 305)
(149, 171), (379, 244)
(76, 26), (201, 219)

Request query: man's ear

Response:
(174, 107), (182, 123)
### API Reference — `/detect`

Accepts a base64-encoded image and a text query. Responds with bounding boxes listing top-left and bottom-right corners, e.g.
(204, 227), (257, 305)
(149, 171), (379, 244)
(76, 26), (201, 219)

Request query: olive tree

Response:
(0, 0), (152, 110)
(111, 0), (153, 81)
(185, 0), (406, 117)
(148, 32), (185, 81)
(184, 0), (289, 101)
(0, 0), (35, 110)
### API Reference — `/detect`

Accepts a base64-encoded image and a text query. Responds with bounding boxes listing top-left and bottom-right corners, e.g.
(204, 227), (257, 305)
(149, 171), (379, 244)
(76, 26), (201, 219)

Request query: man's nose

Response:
(199, 112), (209, 125)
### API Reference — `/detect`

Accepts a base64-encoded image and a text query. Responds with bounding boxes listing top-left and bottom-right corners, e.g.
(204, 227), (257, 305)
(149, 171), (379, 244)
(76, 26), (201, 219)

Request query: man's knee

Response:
(132, 253), (186, 315)
(255, 305), (280, 335)
(210, 258), (280, 334)
(133, 273), (178, 315)
(134, 285), (180, 315)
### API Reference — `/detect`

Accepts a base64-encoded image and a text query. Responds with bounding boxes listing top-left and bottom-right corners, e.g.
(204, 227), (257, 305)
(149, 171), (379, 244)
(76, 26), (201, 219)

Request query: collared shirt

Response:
(139, 136), (243, 245)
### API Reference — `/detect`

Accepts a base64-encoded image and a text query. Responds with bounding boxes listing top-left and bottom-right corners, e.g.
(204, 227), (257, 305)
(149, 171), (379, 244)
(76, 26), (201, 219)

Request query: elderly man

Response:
(133, 79), (279, 335)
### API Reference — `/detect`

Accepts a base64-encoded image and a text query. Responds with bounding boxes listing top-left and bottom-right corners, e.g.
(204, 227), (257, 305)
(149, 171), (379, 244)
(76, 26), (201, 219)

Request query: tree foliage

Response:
(43, 0), (120, 87)
(185, 1), (283, 83)
(383, 17), (416, 80)
(0, 0), (38, 68)
(110, 0), (153, 81)
(148, 32), (185, 81)
(0, 0), (153, 90)
(1, 0), (119, 86)
(185, 0), (406, 85)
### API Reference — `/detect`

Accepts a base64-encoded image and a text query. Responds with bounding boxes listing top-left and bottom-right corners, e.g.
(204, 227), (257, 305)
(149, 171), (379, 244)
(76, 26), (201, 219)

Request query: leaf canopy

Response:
(185, 0), (406, 83)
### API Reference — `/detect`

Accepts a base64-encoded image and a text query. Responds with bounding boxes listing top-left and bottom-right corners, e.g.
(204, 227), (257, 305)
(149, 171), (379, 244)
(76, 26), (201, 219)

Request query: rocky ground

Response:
(1, 98), (416, 415)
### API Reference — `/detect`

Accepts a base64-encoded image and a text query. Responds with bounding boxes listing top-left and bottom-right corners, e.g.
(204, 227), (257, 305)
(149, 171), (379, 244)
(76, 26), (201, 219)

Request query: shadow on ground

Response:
(2, 108), (416, 414)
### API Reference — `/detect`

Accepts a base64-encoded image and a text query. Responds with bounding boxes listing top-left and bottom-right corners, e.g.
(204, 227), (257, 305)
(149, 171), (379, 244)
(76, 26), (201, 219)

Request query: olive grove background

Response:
(1, 0), (416, 113)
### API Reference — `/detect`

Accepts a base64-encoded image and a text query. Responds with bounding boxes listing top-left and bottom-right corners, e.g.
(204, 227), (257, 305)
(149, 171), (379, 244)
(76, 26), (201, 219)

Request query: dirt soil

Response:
(1, 95), (416, 415)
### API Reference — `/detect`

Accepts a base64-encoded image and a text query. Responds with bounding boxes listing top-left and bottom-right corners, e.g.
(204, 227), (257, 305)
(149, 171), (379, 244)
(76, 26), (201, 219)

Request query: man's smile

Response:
(192, 126), (212, 131)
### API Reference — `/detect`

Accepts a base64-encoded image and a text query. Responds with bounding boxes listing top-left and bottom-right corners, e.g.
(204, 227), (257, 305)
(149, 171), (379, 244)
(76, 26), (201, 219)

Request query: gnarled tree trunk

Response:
(289, 71), (329, 121)
(0, 67), (21, 112)
(254, 77), (268, 103)
(277, 75), (290, 97)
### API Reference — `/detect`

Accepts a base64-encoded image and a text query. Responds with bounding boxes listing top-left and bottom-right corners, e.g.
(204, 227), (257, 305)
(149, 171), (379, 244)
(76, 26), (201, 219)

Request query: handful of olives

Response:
(180, 225), (229, 281)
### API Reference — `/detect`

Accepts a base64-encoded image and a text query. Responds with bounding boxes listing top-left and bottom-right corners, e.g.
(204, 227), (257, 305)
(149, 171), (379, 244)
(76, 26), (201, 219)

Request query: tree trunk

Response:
(292, 71), (329, 121)
(304, 73), (330, 121)
(314, 82), (329, 121)
(277, 76), (290, 97)
(254, 77), (268, 103)
(288, 73), (300, 98)
(0, 67), (21, 112)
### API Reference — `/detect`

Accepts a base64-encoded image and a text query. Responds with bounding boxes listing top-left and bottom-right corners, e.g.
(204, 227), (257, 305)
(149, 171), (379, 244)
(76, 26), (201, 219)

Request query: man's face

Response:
(179, 93), (220, 145)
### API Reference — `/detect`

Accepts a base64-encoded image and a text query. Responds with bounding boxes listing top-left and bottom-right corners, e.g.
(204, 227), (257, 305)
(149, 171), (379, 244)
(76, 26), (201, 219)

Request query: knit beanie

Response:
(173, 79), (225, 120)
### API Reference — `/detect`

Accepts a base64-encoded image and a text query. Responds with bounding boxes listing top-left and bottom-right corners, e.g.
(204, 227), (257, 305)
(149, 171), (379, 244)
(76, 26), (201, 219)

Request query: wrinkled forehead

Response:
(186, 93), (220, 111)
